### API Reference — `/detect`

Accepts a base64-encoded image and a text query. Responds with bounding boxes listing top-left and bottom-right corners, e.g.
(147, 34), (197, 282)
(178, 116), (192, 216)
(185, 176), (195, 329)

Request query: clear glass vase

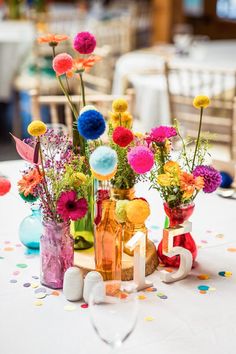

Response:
(157, 203), (197, 267)
(40, 220), (74, 289)
(19, 205), (43, 251)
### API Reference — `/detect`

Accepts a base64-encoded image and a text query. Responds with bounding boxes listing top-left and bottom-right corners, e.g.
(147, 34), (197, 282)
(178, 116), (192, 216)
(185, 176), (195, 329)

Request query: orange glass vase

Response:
(95, 200), (122, 281)
(123, 222), (148, 256)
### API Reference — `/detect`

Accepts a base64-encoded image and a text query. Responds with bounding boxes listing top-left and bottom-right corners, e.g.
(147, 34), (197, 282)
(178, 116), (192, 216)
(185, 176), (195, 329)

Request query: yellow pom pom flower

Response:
(193, 95), (210, 109)
(91, 168), (117, 181)
(27, 120), (47, 137)
(115, 200), (129, 223)
(121, 111), (133, 128)
(112, 98), (128, 113)
(126, 199), (150, 224)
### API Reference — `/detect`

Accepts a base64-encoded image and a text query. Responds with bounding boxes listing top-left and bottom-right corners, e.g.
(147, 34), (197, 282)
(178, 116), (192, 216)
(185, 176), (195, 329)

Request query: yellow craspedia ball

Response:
(91, 168), (117, 181)
(112, 98), (128, 113)
(126, 199), (150, 224)
(27, 120), (47, 136)
(193, 95), (210, 109)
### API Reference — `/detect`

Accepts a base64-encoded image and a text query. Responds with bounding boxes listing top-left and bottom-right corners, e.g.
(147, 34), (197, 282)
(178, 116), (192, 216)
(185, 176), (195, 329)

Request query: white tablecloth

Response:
(113, 40), (236, 132)
(0, 160), (236, 354)
(0, 21), (35, 101)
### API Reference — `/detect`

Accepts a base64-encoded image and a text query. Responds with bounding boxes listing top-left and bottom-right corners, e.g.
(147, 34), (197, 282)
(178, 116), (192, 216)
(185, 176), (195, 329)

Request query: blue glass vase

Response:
(19, 205), (43, 250)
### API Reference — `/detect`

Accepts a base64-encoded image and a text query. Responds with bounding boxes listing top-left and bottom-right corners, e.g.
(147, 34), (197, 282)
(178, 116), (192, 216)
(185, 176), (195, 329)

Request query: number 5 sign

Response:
(160, 222), (193, 283)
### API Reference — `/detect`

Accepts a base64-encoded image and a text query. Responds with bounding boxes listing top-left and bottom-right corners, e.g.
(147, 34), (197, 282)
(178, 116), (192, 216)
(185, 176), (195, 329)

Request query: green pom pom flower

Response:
(19, 192), (38, 203)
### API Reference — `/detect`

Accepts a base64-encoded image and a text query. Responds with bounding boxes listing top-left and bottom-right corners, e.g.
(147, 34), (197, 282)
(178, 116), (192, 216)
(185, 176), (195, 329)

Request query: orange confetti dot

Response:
(51, 291), (60, 296)
(165, 268), (173, 273)
(4, 247), (14, 251)
(227, 248), (236, 252)
(197, 274), (210, 280)
(119, 292), (128, 299)
(199, 290), (207, 294)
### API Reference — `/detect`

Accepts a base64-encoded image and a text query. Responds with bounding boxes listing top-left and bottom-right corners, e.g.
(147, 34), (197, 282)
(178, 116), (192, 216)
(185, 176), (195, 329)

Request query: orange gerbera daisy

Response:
(66, 55), (101, 77)
(180, 172), (204, 200)
(37, 33), (69, 46)
(18, 169), (43, 196)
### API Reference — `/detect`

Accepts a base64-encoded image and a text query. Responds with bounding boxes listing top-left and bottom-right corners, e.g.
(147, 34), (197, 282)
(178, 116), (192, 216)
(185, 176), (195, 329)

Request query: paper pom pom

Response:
(19, 192), (38, 203)
(73, 32), (96, 54)
(80, 105), (97, 115)
(0, 177), (11, 196)
(126, 199), (150, 224)
(52, 53), (73, 76)
(27, 121), (47, 137)
(115, 200), (129, 223)
(90, 146), (117, 175)
(112, 98), (128, 113)
(128, 146), (154, 174)
(219, 171), (233, 188)
(78, 110), (106, 140)
(91, 168), (117, 181)
(112, 127), (134, 147)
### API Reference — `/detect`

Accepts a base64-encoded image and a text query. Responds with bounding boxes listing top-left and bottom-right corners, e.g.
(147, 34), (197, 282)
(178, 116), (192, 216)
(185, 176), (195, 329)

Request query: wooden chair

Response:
(165, 62), (236, 160)
(30, 89), (135, 137)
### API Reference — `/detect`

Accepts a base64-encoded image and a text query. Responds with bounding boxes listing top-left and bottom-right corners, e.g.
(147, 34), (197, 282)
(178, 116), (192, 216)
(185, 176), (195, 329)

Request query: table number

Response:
(160, 221), (193, 283)
(126, 231), (153, 291)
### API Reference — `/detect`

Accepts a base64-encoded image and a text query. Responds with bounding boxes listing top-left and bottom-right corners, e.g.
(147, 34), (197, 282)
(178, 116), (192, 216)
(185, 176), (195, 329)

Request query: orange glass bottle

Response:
(95, 199), (122, 281)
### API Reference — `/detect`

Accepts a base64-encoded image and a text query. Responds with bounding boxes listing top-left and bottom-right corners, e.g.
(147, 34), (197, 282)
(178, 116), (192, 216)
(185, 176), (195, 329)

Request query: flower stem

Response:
(79, 72), (86, 107)
(191, 107), (203, 172)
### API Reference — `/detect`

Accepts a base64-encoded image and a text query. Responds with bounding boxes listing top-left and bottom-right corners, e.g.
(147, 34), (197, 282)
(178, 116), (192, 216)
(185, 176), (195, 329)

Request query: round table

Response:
(0, 160), (236, 354)
(113, 40), (236, 132)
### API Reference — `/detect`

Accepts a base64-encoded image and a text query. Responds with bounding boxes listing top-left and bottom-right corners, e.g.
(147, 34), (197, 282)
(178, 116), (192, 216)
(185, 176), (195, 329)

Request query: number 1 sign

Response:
(160, 221), (193, 283)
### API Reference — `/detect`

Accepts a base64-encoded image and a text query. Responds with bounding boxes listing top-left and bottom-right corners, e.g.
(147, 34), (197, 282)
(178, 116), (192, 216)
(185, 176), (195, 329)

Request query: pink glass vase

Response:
(40, 220), (74, 289)
(157, 203), (197, 268)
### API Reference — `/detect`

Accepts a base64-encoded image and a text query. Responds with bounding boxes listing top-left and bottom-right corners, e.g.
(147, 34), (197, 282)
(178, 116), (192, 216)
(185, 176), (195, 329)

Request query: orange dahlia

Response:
(180, 172), (204, 200)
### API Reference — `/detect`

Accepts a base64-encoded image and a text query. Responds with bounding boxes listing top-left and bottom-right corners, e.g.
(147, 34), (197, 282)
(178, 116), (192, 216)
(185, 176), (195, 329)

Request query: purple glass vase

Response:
(40, 220), (74, 289)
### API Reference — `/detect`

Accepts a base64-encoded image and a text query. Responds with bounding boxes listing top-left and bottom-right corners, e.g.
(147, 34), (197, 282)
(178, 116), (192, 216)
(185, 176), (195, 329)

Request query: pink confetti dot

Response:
(81, 303), (88, 309)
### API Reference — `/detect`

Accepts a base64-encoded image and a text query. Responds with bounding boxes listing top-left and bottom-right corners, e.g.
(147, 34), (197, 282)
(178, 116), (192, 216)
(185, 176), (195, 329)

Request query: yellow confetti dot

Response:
(34, 300), (43, 306)
(227, 247), (236, 252)
(209, 287), (216, 291)
(4, 247), (14, 251)
(145, 316), (154, 322)
(225, 271), (232, 277)
(197, 274), (210, 280)
(216, 234), (224, 239)
(64, 305), (76, 311)
(31, 283), (39, 289)
(138, 295), (146, 300)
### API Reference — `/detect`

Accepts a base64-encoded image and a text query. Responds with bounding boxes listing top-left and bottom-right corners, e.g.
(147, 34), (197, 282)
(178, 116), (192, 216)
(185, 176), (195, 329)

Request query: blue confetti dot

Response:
(198, 285), (210, 291)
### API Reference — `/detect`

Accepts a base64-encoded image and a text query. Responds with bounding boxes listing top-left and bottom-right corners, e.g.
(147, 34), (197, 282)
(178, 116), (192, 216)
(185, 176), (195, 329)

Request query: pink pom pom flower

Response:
(112, 126), (134, 148)
(56, 190), (88, 221)
(52, 53), (73, 76)
(128, 146), (154, 174)
(73, 32), (96, 54)
(149, 126), (177, 143)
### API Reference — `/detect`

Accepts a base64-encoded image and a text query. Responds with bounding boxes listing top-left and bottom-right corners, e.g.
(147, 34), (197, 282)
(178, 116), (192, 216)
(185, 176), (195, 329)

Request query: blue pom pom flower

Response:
(89, 146), (117, 175)
(77, 109), (106, 140)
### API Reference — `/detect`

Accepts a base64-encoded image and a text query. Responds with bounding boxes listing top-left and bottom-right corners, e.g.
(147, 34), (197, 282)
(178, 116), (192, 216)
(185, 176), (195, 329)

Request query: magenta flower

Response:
(149, 126), (177, 143)
(128, 146), (154, 174)
(193, 165), (222, 193)
(57, 191), (88, 221)
(73, 32), (96, 54)
(52, 53), (73, 76)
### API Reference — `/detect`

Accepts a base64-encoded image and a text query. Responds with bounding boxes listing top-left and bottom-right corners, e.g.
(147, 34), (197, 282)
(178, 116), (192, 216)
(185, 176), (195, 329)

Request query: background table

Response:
(113, 40), (236, 131)
(0, 160), (236, 354)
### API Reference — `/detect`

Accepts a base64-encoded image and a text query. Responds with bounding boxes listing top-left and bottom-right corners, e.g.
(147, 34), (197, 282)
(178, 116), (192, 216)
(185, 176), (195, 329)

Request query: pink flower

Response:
(149, 126), (177, 143)
(57, 191), (88, 221)
(52, 53), (73, 76)
(128, 146), (154, 174)
(112, 126), (134, 147)
(73, 32), (96, 54)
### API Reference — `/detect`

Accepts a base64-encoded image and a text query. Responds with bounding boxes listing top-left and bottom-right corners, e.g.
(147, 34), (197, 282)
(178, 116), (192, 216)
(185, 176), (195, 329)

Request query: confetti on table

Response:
(51, 291), (60, 296)
(32, 275), (39, 280)
(216, 234), (224, 239)
(138, 295), (146, 300)
(145, 316), (154, 322)
(201, 240), (208, 244)
(119, 292), (128, 299)
(34, 300), (43, 307)
(156, 293), (168, 299)
(31, 283), (39, 289)
(218, 271), (232, 277)
(13, 270), (20, 276)
(145, 287), (157, 292)
(199, 290), (207, 294)
(198, 285), (210, 291)
(209, 287), (216, 291)
(4, 247), (14, 252)
(81, 303), (88, 309)
(10, 279), (17, 283)
(0, 256), (4, 259)
(16, 263), (28, 269)
(227, 248), (236, 252)
(197, 274), (210, 280)
(4, 241), (11, 244)
(64, 305), (77, 311)
(23, 283), (31, 288)
(35, 292), (47, 299)
(35, 287), (47, 294)
(15, 244), (22, 247)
